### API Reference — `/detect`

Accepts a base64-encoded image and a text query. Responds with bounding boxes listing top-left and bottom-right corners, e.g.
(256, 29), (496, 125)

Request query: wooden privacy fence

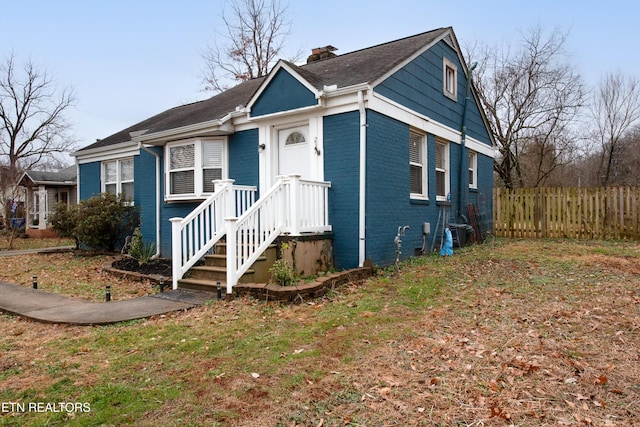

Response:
(493, 187), (640, 240)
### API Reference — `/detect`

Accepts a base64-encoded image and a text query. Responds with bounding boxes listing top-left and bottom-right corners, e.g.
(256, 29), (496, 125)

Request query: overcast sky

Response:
(2, 0), (638, 164)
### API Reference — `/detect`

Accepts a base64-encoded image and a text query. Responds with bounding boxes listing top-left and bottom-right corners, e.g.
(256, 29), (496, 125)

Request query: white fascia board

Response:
(246, 60), (321, 110)
(370, 92), (496, 158)
(132, 117), (233, 145)
(246, 104), (323, 122)
(73, 141), (141, 164)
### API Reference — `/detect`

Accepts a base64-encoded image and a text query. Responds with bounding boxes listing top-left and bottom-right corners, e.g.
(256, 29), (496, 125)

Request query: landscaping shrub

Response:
(51, 193), (139, 252)
(50, 201), (80, 248)
(128, 227), (156, 265)
(269, 258), (297, 286)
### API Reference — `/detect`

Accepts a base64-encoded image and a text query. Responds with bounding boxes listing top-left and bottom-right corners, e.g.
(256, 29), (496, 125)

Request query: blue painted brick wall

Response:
(135, 148), (160, 250)
(366, 111), (441, 265)
(364, 111), (493, 266)
(323, 111), (361, 269)
(251, 69), (317, 117)
(78, 162), (101, 199)
(229, 129), (259, 188)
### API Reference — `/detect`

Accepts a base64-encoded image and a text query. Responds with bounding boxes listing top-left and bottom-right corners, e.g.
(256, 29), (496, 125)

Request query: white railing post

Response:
(222, 180), (236, 217)
(170, 217), (183, 289)
(225, 217), (238, 294)
(288, 174), (301, 235)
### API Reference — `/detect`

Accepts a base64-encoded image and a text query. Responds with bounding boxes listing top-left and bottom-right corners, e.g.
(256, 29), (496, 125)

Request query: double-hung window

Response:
(409, 131), (427, 199)
(443, 57), (457, 101)
(102, 158), (134, 202)
(167, 139), (226, 199)
(468, 150), (478, 189)
(435, 140), (450, 201)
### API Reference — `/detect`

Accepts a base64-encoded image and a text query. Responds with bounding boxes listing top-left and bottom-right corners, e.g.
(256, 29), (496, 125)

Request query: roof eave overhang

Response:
(132, 115), (236, 145)
(321, 83), (371, 98)
(70, 141), (137, 160)
(24, 180), (76, 186)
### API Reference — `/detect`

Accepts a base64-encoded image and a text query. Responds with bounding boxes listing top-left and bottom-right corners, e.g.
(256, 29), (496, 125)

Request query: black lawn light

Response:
(105, 285), (111, 302)
(32, 275), (37, 290)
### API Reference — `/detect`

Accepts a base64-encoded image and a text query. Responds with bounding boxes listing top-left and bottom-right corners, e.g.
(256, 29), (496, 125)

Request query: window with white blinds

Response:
(409, 131), (427, 198)
(202, 141), (223, 193)
(435, 140), (449, 200)
(468, 150), (477, 189)
(166, 139), (227, 199)
(102, 158), (134, 202)
(169, 143), (195, 195)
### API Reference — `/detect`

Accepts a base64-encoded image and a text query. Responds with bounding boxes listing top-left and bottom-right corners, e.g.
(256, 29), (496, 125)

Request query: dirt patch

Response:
(588, 254), (640, 275)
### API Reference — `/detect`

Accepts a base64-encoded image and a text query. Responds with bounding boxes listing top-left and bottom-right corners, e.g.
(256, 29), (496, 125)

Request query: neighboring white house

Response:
(18, 166), (77, 237)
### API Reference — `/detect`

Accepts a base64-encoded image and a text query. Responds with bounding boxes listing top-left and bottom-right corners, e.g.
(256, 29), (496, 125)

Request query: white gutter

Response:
(137, 142), (162, 258)
(358, 90), (367, 266)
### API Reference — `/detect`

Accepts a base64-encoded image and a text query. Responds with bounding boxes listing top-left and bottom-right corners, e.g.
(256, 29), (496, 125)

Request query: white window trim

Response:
(443, 57), (457, 101)
(165, 138), (228, 201)
(101, 157), (134, 204)
(409, 130), (428, 200)
(469, 150), (478, 189)
(435, 140), (450, 201)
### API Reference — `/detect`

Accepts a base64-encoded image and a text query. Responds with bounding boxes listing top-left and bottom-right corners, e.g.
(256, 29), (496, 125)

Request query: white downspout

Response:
(138, 142), (161, 257)
(358, 90), (367, 266)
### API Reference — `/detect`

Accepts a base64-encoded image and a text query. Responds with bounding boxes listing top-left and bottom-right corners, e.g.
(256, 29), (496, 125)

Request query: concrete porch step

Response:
(177, 278), (225, 293)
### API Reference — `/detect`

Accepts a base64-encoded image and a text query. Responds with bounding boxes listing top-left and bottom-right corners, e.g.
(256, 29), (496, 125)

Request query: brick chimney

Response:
(307, 45), (337, 63)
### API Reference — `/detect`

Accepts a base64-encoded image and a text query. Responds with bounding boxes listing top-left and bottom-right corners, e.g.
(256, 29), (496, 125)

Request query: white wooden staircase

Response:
(170, 176), (331, 295)
(177, 241), (277, 292)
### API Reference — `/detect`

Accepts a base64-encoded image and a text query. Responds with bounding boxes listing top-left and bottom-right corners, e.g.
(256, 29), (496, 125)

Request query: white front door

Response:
(278, 126), (310, 178)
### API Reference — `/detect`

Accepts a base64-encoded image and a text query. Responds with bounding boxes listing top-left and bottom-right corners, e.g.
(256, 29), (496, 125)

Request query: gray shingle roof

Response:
(79, 77), (265, 151)
(76, 27), (450, 153)
(297, 27), (448, 89)
(20, 166), (77, 186)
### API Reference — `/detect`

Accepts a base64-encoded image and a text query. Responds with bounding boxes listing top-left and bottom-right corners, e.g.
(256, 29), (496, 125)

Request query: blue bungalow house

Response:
(72, 27), (495, 293)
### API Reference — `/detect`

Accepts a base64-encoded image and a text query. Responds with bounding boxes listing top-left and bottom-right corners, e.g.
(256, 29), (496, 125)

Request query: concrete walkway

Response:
(0, 245), (75, 256)
(0, 246), (214, 325)
(0, 281), (214, 325)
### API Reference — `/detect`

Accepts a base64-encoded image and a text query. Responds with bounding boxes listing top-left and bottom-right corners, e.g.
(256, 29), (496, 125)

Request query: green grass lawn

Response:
(1, 238), (639, 426)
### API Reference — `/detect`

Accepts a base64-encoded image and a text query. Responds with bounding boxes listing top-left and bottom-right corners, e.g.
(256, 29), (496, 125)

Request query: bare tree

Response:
(0, 53), (76, 239)
(201, 0), (295, 92)
(468, 26), (586, 188)
(617, 126), (640, 185)
(591, 72), (640, 186)
(0, 54), (76, 174)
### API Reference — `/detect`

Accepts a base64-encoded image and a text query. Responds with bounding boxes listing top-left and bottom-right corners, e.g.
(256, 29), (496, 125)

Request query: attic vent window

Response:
(285, 131), (306, 145)
(443, 57), (458, 101)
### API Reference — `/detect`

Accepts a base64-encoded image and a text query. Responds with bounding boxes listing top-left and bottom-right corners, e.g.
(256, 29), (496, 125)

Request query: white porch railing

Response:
(226, 175), (331, 294)
(170, 180), (257, 289)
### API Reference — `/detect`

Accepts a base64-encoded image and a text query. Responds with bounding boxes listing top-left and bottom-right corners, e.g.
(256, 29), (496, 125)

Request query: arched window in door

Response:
(285, 131), (306, 145)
